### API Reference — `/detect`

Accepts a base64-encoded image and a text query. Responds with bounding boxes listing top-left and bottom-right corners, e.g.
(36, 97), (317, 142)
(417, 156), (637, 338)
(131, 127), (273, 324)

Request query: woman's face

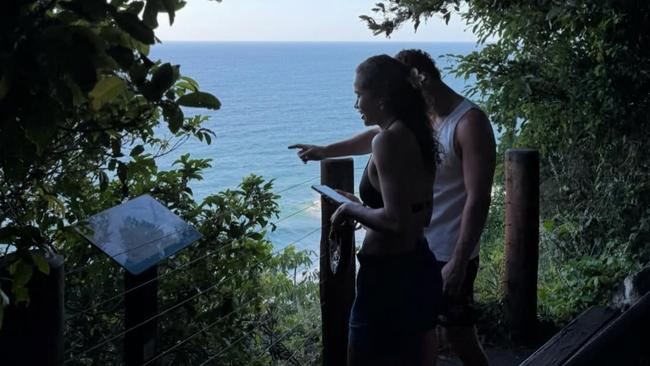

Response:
(353, 72), (385, 126)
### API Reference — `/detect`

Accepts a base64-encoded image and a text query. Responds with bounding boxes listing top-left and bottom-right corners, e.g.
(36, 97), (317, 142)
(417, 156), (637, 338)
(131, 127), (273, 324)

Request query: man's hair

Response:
(356, 55), (438, 172)
(394, 49), (441, 81)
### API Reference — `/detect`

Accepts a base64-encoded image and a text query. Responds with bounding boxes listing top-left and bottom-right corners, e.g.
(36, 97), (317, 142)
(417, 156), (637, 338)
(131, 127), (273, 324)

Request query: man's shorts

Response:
(436, 257), (480, 327)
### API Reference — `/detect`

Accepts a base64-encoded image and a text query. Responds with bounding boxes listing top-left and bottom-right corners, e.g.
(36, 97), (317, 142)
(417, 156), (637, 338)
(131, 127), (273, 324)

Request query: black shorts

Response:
(348, 238), (443, 356)
(437, 257), (480, 327)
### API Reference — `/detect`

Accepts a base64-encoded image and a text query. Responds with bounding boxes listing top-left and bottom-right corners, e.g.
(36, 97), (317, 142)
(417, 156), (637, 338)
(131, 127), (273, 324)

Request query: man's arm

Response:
(289, 128), (379, 163)
(442, 109), (496, 296)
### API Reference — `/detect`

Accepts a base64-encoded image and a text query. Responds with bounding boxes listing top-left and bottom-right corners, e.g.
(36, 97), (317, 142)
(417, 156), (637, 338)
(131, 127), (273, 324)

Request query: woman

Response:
(330, 55), (442, 365)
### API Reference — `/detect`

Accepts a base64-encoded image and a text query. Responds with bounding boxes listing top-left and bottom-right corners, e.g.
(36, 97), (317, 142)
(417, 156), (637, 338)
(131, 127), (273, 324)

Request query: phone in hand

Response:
(311, 184), (353, 205)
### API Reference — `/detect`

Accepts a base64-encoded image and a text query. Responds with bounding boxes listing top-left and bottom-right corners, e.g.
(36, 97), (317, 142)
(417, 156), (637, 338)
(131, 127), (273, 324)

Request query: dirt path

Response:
(438, 347), (533, 366)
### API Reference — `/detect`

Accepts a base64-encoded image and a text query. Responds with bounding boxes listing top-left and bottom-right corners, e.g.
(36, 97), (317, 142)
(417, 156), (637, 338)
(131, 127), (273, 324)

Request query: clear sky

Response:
(155, 0), (478, 42)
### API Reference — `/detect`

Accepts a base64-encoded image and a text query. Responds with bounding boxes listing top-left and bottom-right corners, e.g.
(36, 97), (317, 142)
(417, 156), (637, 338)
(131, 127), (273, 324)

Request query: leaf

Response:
(24, 115), (56, 155)
(161, 0), (177, 25)
(143, 0), (161, 28)
(99, 171), (109, 191)
(129, 63), (148, 86)
(111, 139), (122, 157)
(30, 253), (50, 275)
(13, 287), (29, 305)
(0, 289), (8, 307)
(151, 63), (178, 95)
(113, 11), (155, 44)
(175, 81), (197, 92)
(179, 76), (199, 90)
(130, 145), (145, 156)
(10, 260), (33, 287)
(107, 46), (135, 69)
(89, 76), (127, 110)
(546, 6), (563, 21)
(543, 220), (555, 232)
(117, 162), (128, 183)
(127, 1), (145, 14)
(162, 103), (184, 133)
(177, 92), (221, 110)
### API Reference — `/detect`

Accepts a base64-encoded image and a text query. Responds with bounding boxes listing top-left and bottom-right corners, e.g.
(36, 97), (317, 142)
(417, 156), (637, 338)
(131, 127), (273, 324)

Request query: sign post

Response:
(77, 194), (202, 365)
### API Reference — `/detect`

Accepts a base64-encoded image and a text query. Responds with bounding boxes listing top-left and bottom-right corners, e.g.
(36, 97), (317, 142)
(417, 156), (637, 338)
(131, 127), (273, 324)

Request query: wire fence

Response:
(65, 174), (326, 278)
(63, 173), (328, 365)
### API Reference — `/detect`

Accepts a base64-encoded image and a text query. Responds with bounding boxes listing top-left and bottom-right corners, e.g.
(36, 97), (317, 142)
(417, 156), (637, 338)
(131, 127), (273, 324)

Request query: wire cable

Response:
(275, 176), (319, 194)
(197, 303), (322, 366)
(283, 327), (321, 366)
(64, 226), (322, 363)
(67, 244), (228, 320)
(66, 227), (196, 277)
(248, 322), (303, 364)
(271, 202), (319, 226)
(140, 298), (275, 366)
(69, 200), (321, 278)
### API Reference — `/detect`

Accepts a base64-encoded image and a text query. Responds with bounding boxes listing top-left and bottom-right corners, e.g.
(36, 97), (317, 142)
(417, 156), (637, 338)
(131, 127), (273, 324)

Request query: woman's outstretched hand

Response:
(288, 144), (326, 163)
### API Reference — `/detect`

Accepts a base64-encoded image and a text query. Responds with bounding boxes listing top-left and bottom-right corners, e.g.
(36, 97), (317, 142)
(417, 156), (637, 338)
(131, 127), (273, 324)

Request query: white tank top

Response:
(424, 99), (481, 262)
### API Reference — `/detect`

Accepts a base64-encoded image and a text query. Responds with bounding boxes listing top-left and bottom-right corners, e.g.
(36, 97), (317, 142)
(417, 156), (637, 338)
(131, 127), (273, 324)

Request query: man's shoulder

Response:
(454, 103), (495, 152)
(459, 104), (489, 125)
(456, 104), (491, 135)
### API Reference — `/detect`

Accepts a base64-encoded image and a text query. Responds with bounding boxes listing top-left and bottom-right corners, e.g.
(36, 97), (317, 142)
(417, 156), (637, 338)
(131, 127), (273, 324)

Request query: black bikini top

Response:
(359, 157), (432, 212)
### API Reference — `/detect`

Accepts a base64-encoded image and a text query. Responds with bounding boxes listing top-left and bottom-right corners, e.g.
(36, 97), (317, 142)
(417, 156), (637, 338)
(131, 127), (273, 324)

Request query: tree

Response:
(363, 0), (650, 319)
(0, 0), (219, 311)
(1, 2), (321, 363)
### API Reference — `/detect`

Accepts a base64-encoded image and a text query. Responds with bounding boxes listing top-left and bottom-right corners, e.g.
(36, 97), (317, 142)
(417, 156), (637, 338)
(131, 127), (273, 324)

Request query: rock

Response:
(611, 265), (650, 310)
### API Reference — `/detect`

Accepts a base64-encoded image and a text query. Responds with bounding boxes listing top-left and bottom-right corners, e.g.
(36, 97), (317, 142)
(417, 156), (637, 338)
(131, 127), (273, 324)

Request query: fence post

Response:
(0, 252), (64, 366)
(504, 148), (540, 341)
(320, 158), (355, 366)
(124, 265), (158, 366)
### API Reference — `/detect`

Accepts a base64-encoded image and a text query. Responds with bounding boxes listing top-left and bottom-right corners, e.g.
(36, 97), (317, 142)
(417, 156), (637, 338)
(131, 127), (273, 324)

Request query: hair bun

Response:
(407, 68), (426, 90)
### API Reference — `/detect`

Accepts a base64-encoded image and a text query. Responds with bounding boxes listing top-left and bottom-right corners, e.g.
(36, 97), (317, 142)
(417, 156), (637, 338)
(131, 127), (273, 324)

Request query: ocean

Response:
(149, 42), (479, 255)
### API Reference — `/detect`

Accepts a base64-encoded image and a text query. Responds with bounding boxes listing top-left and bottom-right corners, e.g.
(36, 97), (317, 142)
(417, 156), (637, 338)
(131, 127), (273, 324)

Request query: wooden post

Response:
(0, 252), (64, 366)
(320, 158), (355, 366)
(124, 265), (158, 366)
(504, 149), (539, 341)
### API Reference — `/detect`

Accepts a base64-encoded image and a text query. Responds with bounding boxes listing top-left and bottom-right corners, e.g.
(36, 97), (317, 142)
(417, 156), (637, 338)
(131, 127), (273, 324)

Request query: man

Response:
(289, 49), (495, 366)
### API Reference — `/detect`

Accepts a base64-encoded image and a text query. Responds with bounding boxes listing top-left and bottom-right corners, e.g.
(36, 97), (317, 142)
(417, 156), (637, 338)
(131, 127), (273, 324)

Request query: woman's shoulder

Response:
(371, 121), (413, 155)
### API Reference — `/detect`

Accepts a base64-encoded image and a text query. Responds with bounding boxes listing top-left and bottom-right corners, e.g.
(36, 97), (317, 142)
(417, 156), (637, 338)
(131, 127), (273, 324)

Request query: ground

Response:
(438, 347), (534, 365)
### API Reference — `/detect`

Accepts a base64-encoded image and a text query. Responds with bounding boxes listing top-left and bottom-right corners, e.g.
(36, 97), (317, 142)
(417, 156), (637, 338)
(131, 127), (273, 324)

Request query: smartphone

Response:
(311, 184), (353, 205)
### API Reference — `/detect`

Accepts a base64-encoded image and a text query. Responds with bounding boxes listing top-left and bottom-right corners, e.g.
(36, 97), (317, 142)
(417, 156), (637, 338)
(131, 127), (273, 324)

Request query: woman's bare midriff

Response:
(358, 211), (431, 255)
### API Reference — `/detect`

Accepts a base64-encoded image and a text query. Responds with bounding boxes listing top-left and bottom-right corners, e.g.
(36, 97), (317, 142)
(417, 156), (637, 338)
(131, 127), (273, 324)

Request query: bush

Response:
(364, 0), (650, 325)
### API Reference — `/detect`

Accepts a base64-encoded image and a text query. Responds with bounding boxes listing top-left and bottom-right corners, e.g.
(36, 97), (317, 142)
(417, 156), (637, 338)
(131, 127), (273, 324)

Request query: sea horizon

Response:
(147, 41), (483, 255)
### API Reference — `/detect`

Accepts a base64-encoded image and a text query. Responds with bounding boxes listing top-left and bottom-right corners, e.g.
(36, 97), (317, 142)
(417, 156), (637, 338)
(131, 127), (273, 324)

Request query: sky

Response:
(155, 0), (478, 42)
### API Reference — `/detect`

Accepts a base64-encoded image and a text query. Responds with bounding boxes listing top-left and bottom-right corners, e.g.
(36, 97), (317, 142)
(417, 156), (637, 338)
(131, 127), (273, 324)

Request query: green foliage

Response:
(361, 1), (460, 36)
(1, 2), (322, 363)
(369, 0), (650, 323)
(63, 173), (321, 365)
(474, 186), (505, 305)
(0, 0), (219, 303)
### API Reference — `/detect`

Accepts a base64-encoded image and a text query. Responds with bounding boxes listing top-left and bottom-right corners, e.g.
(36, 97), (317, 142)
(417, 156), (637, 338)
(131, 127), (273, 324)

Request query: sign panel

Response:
(76, 195), (202, 274)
